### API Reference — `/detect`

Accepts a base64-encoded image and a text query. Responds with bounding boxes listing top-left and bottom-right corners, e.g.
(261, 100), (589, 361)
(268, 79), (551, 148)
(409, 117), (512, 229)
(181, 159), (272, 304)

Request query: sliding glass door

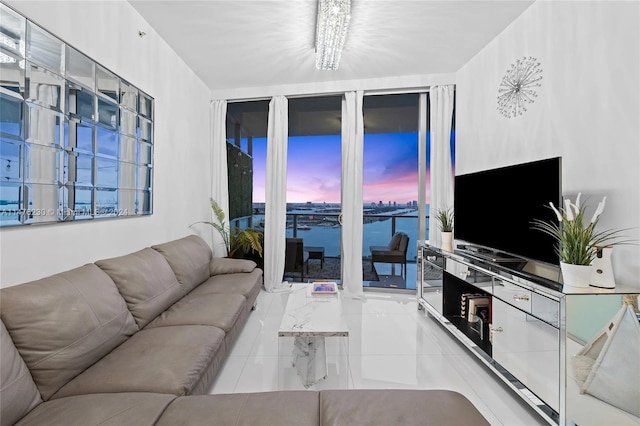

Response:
(362, 93), (420, 289)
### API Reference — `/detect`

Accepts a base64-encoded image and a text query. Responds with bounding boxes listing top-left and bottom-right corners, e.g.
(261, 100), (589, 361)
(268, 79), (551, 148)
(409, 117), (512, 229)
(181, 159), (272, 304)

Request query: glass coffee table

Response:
(278, 283), (350, 389)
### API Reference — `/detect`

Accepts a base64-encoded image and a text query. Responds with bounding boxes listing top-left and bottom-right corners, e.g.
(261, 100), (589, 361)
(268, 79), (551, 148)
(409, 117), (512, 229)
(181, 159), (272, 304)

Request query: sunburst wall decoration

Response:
(497, 56), (543, 118)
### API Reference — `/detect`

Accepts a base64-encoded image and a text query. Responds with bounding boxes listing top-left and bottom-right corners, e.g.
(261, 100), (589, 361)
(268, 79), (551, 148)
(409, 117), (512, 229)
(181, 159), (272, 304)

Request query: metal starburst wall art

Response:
(497, 56), (543, 118)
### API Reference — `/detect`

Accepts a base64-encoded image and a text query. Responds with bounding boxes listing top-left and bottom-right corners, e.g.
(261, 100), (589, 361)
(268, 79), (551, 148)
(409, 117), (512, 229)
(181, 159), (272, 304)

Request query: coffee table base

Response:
(292, 337), (327, 387)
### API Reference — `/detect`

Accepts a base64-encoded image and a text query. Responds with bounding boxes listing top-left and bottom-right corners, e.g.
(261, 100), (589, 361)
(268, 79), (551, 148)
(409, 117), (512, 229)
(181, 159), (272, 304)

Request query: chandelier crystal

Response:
(315, 0), (351, 70)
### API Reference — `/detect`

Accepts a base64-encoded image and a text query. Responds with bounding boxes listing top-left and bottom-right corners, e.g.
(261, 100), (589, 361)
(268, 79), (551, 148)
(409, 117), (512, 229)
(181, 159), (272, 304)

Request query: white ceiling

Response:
(128, 0), (535, 93)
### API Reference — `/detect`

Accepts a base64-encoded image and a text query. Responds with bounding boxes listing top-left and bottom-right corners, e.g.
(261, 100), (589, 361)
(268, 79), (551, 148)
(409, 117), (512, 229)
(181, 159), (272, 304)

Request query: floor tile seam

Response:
(211, 354), (249, 395)
(443, 353), (508, 426)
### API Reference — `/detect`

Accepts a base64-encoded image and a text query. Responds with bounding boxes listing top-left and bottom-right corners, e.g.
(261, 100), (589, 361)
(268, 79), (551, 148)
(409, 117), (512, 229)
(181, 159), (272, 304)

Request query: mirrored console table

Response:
(417, 240), (640, 426)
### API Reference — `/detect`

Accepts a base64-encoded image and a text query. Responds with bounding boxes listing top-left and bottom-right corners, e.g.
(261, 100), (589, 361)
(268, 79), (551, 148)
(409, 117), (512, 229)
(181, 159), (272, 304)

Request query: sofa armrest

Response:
(209, 257), (257, 276)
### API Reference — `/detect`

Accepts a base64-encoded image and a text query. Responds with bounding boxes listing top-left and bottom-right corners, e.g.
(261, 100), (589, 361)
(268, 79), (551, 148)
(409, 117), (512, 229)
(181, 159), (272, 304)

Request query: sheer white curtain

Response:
(210, 100), (229, 257)
(341, 91), (365, 299)
(428, 85), (455, 247)
(264, 95), (290, 292)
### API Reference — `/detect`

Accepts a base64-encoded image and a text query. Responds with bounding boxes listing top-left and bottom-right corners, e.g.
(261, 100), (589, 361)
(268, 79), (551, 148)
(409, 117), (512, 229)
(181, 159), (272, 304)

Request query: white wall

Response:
(456, 1), (640, 288)
(0, 1), (215, 287)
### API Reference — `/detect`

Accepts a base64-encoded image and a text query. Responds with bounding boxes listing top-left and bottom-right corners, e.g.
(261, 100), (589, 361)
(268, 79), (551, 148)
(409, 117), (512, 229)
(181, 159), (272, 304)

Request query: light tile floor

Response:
(207, 288), (548, 426)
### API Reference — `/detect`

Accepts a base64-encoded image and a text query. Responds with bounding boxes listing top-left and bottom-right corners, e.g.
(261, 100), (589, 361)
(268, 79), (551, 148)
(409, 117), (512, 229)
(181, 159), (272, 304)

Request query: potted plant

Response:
(531, 194), (630, 287)
(195, 199), (264, 268)
(434, 207), (454, 251)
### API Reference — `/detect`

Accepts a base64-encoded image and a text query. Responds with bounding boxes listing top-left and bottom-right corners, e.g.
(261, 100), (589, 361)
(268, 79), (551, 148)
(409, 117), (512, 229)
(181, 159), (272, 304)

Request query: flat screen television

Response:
(453, 157), (562, 265)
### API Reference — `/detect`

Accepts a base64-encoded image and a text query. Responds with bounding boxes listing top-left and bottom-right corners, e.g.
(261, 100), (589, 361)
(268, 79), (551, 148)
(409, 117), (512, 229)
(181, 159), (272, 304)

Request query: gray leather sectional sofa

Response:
(0, 235), (489, 426)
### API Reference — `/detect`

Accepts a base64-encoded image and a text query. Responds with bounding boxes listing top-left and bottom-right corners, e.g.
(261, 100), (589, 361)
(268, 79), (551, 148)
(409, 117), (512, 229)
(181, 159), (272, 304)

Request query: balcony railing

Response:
(238, 211), (430, 263)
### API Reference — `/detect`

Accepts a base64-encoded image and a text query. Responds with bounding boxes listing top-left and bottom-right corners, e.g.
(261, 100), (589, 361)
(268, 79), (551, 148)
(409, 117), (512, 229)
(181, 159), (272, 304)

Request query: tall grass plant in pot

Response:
(434, 207), (454, 251)
(531, 194), (630, 288)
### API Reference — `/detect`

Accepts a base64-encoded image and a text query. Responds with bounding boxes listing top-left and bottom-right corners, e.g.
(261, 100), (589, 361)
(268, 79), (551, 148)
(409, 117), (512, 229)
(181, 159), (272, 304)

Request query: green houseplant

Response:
(531, 194), (630, 287)
(434, 207), (454, 232)
(196, 199), (263, 264)
(434, 207), (454, 251)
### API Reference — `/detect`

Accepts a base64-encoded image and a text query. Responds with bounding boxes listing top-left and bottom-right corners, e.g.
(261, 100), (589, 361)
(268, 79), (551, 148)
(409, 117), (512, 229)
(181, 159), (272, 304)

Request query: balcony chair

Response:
(369, 232), (410, 277)
(284, 238), (309, 281)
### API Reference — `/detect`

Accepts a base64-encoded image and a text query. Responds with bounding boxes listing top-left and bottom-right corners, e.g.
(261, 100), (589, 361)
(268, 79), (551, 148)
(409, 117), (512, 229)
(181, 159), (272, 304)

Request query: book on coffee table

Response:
(311, 281), (337, 295)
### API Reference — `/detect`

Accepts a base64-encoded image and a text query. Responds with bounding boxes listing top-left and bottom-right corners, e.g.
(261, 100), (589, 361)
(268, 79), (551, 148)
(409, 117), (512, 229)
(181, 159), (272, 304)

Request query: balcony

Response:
(241, 210), (430, 291)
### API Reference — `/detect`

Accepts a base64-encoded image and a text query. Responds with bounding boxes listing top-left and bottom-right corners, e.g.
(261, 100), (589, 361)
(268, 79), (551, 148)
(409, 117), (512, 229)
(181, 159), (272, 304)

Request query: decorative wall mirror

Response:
(0, 3), (154, 227)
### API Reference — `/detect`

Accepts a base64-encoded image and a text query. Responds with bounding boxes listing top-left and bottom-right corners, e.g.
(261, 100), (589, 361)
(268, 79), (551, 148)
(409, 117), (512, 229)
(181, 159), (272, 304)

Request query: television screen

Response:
(454, 157), (561, 265)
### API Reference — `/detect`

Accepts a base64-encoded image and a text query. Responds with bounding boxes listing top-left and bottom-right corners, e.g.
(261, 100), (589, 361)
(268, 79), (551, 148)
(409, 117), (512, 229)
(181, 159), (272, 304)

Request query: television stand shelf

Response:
(417, 241), (640, 426)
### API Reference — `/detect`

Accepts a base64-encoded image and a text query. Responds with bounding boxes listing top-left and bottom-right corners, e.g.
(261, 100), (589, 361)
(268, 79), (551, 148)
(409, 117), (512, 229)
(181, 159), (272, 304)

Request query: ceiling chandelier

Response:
(315, 0), (351, 70)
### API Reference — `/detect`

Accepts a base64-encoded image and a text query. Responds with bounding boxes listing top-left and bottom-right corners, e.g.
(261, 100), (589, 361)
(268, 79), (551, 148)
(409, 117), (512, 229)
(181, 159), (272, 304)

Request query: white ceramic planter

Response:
(560, 262), (592, 288)
(441, 232), (453, 252)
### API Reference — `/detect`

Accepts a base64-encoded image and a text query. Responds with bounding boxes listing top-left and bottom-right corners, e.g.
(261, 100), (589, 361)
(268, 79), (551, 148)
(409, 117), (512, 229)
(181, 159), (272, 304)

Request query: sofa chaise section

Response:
(0, 264), (139, 401)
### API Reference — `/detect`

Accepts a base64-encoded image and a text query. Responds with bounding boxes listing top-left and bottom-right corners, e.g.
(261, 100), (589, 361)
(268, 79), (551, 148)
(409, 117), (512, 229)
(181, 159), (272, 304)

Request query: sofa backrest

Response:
(0, 264), (138, 400)
(96, 248), (184, 328)
(0, 319), (42, 426)
(152, 235), (212, 294)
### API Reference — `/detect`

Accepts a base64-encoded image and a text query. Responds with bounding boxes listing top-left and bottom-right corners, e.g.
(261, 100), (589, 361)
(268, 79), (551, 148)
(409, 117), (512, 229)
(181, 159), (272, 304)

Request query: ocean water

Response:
(257, 211), (430, 261)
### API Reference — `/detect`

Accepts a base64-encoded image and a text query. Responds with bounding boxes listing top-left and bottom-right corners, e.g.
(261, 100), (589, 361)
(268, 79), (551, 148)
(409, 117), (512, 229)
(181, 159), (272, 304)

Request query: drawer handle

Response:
(513, 294), (530, 302)
(459, 271), (470, 278)
(491, 327), (504, 333)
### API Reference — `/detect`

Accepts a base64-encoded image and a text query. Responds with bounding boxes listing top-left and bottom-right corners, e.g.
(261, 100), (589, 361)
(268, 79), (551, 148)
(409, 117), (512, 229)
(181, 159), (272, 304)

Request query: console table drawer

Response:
(493, 279), (559, 327)
(493, 280), (532, 312)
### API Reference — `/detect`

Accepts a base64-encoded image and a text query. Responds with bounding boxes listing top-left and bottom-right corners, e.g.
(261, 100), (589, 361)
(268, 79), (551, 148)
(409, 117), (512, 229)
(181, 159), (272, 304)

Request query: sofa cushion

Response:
(152, 235), (212, 293)
(0, 320), (42, 426)
(52, 325), (224, 399)
(189, 269), (263, 302)
(155, 391), (320, 426)
(15, 393), (175, 426)
(0, 264), (138, 400)
(319, 389), (490, 426)
(146, 292), (246, 332)
(96, 248), (184, 328)
(209, 257), (256, 276)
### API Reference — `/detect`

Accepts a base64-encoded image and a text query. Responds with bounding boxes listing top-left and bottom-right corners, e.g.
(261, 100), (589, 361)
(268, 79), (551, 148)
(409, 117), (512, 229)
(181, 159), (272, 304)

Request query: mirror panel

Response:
(97, 97), (117, 129)
(26, 62), (65, 112)
(0, 51), (26, 98)
(26, 22), (64, 76)
(0, 181), (23, 225)
(96, 126), (118, 158)
(25, 104), (63, 147)
(119, 189), (136, 216)
(119, 161), (136, 190)
(96, 65), (118, 101)
(0, 138), (21, 182)
(95, 156), (118, 188)
(23, 183), (61, 224)
(23, 143), (60, 184)
(0, 4), (26, 58)
(120, 135), (136, 163)
(120, 80), (137, 111)
(0, 93), (24, 138)
(139, 117), (152, 142)
(2, 4), (153, 226)
(139, 92), (152, 118)
(66, 46), (94, 90)
(68, 83), (94, 122)
(137, 141), (152, 165)
(119, 107), (136, 137)
(95, 187), (118, 217)
(136, 190), (152, 215)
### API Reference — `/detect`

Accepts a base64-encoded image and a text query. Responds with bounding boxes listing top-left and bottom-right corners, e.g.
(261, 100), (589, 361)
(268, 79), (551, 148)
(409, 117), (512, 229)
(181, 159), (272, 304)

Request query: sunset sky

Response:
(252, 132), (439, 204)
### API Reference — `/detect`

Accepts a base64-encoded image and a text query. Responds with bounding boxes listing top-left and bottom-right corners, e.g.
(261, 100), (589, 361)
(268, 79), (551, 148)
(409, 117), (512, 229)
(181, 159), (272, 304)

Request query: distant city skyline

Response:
(252, 132), (435, 204)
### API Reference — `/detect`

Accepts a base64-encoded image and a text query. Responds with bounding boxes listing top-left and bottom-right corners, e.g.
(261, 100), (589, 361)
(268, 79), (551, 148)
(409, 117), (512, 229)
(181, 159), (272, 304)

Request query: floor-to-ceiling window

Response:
(285, 96), (342, 281)
(227, 91), (455, 289)
(362, 93), (420, 289)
